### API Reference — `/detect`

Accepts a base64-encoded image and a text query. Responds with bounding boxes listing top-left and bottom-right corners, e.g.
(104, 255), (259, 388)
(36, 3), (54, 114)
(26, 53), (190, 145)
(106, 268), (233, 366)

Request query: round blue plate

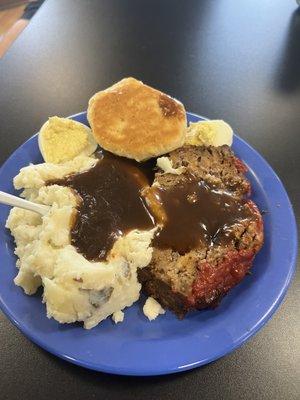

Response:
(0, 112), (297, 376)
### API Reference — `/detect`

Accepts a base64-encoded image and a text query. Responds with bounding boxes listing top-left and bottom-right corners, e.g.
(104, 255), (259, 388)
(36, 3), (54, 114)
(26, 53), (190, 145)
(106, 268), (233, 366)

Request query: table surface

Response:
(0, 0), (299, 399)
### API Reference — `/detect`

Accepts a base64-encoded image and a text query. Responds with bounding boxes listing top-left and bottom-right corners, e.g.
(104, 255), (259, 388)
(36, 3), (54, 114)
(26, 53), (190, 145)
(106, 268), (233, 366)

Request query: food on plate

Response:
(5, 78), (264, 328)
(186, 120), (233, 147)
(6, 154), (155, 329)
(156, 156), (186, 175)
(139, 145), (263, 317)
(112, 310), (124, 324)
(87, 77), (187, 161)
(38, 116), (97, 163)
(143, 297), (165, 321)
(48, 151), (156, 262)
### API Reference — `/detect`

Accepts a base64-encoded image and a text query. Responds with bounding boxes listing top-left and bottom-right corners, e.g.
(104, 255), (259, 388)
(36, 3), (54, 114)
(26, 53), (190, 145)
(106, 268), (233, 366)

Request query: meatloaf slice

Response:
(167, 144), (251, 197)
(139, 145), (263, 318)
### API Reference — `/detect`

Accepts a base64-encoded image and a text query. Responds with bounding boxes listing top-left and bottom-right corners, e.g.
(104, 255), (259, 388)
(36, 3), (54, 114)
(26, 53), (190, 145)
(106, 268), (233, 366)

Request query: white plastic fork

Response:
(0, 191), (49, 216)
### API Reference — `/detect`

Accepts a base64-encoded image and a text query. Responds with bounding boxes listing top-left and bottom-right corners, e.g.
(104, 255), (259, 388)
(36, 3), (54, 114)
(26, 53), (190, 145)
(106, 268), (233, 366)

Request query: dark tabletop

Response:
(0, 0), (299, 399)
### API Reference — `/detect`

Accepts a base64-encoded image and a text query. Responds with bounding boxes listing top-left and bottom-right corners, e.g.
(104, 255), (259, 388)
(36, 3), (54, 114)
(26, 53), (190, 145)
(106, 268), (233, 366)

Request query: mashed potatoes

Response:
(6, 155), (155, 329)
(156, 157), (186, 175)
(143, 297), (165, 321)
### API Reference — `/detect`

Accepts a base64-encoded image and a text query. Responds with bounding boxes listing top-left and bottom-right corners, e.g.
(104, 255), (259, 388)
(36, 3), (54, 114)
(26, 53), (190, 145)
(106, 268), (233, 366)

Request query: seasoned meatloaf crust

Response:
(139, 145), (263, 318)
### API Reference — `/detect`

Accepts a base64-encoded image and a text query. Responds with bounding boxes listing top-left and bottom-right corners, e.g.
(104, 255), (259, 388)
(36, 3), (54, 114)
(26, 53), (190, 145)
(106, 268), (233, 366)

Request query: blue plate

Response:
(0, 112), (297, 376)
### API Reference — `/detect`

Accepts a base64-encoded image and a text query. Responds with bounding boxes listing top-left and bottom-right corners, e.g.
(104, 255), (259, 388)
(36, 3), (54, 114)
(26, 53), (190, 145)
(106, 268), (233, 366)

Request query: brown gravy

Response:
(153, 176), (252, 254)
(49, 152), (253, 262)
(151, 176), (253, 254)
(50, 151), (155, 261)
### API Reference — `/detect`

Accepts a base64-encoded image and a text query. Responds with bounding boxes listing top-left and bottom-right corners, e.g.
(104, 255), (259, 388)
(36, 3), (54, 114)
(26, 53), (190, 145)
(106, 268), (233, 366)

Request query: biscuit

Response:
(87, 78), (186, 161)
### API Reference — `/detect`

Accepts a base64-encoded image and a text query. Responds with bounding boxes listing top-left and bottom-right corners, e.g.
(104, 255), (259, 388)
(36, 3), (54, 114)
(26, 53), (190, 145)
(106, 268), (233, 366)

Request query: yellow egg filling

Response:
(41, 117), (89, 163)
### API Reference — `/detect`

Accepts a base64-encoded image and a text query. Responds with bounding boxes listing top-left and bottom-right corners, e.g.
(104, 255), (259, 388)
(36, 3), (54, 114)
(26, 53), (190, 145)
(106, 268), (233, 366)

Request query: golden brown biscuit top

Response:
(88, 78), (186, 161)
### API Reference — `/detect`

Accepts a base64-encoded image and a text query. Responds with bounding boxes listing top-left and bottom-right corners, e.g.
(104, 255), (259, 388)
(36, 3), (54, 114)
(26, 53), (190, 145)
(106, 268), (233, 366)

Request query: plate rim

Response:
(0, 111), (297, 376)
